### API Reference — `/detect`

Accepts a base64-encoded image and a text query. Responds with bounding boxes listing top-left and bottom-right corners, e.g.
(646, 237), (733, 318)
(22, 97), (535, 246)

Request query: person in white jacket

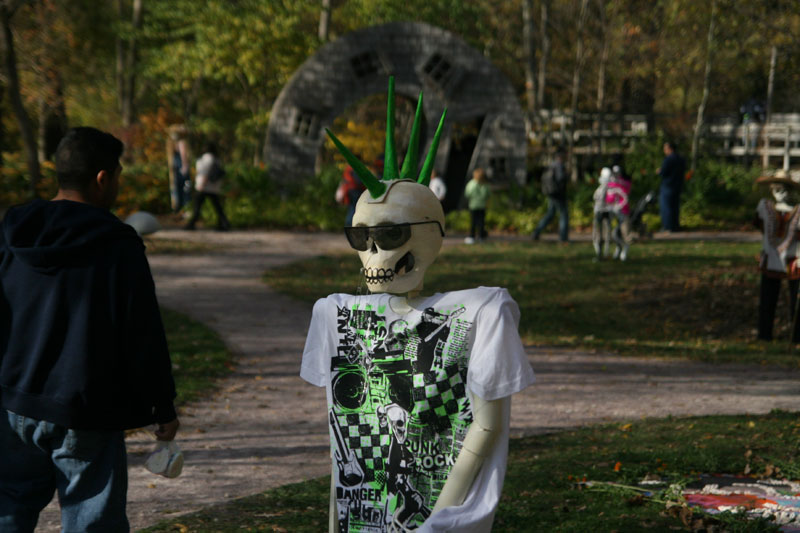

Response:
(185, 142), (230, 231)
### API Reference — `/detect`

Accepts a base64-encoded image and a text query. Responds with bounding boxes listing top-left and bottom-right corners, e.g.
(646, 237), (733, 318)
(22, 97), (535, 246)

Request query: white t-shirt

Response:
(757, 198), (800, 274)
(301, 287), (535, 532)
(429, 176), (447, 202)
(194, 152), (223, 194)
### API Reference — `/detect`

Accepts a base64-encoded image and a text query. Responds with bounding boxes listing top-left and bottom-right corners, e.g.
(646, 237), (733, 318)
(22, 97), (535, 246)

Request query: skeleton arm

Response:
(431, 393), (506, 513)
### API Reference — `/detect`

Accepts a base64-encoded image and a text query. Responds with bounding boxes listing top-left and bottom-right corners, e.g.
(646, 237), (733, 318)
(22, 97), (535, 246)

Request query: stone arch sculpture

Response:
(265, 22), (525, 209)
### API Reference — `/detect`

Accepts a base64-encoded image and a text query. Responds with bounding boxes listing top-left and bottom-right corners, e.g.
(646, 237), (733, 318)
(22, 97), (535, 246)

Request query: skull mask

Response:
(326, 77), (448, 295)
(351, 180), (445, 294)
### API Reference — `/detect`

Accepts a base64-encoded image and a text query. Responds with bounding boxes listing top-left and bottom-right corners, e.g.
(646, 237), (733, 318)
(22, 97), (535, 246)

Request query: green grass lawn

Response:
(141, 410), (798, 532)
(263, 239), (800, 367)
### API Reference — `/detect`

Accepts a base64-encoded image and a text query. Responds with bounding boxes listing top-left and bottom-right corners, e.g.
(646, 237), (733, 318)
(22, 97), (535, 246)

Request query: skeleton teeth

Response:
(364, 267), (394, 283)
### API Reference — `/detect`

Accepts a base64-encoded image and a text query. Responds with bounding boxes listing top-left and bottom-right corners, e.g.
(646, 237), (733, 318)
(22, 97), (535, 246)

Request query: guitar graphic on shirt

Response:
(329, 410), (364, 487)
(423, 307), (466, 343)
(424, 307), (466, 370)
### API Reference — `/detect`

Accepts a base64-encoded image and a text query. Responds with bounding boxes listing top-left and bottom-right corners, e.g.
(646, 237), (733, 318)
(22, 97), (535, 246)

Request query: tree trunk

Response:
(522, 0), (537, 139)
(765, 44), (777, 124)
(0, 82), (5, 168)
(37, 75), (67, 161)
(595, 0), (609, 155)
(318, 0), (331, 43)
(116, 0), (125, 116)
(537, 0), (549, 111)
(690, 0), (716, 172)
(36, 0), (67, 162)
(538, 0), (550, 150)
(122, 0), (142, 127)
(0, 2), (41, 195)
(568, 0), (589, 181)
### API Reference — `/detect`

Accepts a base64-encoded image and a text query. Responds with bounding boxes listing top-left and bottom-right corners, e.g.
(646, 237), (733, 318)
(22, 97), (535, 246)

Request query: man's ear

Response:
(95, 169), (109, 190)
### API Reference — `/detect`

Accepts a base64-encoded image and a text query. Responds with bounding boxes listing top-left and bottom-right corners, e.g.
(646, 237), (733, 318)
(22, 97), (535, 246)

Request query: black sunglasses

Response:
(344, 221), (445, 251)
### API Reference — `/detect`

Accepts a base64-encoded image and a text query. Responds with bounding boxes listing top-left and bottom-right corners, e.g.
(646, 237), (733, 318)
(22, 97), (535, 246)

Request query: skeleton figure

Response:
(324, 77), (509, 532)
(755, 170), (800, 342)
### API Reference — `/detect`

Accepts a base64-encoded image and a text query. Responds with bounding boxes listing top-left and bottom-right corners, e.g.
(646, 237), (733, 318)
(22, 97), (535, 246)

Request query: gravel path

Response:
(34, 229), (797, 532)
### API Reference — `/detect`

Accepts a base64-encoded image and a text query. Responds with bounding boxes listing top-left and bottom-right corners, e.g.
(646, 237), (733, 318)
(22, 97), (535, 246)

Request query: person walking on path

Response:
(429, 169), (447, 203)
(463, 167), (490, 244)
(656, 141), (686, 232)
(0, 127), (179, 532)
(185, 142), (230, 231)
(337, 163), (366, 227)
(167, 124), (191, 212)
(533, 150), (569, 242)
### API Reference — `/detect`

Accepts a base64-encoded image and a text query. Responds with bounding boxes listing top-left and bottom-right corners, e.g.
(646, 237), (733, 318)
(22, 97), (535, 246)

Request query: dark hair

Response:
(664, 141), (678, 152)
(55, 127), (124, 192)
(203, 142), (217, 156)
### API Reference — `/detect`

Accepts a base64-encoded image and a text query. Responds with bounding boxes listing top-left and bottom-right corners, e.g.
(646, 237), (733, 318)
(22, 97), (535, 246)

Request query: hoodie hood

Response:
(1, 199), (140, 272)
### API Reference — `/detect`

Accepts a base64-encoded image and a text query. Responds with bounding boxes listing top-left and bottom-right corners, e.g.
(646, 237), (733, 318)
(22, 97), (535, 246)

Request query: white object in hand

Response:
(145, 440), (184, 478)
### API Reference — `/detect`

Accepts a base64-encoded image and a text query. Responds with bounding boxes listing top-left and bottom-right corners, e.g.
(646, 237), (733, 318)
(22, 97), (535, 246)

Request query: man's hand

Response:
(155, 418), (180, 441)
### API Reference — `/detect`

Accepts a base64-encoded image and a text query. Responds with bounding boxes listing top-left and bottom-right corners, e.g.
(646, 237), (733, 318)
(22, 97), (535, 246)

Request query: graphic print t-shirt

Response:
(301, 287), (535, 532)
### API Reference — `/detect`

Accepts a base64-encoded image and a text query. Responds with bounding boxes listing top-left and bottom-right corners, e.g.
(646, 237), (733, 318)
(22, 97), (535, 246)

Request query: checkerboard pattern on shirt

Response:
(333, 412), (391, 478)
(411, 364), (468, 430)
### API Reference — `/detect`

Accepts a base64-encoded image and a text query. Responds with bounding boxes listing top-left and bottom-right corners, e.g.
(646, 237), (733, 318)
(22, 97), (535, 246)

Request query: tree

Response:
(142, 0), (319, 162)
(690, 0), (716, 172)
(594, 0), (610, 153)
(0, 0), (40, 194)
(522, 0), (537, 138)
(318, 0), (331, 43)
(119, 0), (143, 127)
(33, 0), (68, 161)
(567, 0), (589, 178)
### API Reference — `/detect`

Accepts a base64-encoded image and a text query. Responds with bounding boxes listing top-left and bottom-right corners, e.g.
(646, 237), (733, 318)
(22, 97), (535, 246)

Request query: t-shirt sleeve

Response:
(467, 288), (535, 401)
(300, 297), (333, 387)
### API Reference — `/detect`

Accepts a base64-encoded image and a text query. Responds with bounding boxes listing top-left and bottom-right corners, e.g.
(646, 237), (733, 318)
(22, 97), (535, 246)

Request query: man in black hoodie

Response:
(0, 127), (179, 532)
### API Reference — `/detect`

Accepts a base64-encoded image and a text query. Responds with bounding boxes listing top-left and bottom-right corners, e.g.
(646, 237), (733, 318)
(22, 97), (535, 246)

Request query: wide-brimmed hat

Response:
(756, 169), (800, 189)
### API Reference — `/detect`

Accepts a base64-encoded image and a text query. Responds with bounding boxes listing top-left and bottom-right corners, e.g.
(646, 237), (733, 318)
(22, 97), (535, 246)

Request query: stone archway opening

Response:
(266, 22), (526, 198)
(316, 92), (425, 178)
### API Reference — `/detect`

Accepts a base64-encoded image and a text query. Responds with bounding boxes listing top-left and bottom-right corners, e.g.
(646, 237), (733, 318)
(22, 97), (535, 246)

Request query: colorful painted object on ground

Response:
(684, 475), (800, 532)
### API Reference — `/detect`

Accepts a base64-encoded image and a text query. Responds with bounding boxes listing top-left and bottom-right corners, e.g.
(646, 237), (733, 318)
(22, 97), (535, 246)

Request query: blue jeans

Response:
(0, 411), (129, 533)
(659, 186), (681, 231)
(534, 196), (569, 241)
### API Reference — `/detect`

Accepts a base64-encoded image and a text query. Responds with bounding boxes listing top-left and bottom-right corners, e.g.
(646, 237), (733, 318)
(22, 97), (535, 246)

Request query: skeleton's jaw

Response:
(363, 252), (423, 294)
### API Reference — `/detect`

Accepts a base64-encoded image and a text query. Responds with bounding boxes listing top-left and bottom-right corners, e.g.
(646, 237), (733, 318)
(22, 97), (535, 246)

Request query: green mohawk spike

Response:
(325, 128), (386, 198)
(384, 76), (400, 181)
(325, 77), (448, 199)
(418, 108), (447, 186)
(400, 93), (424, 181)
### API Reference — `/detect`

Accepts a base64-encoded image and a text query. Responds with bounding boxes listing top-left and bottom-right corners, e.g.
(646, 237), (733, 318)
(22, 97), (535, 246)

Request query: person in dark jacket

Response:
(0, 127), (179, 532)
(656, 141), (686, 232)
(532, 150), (569, 242)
